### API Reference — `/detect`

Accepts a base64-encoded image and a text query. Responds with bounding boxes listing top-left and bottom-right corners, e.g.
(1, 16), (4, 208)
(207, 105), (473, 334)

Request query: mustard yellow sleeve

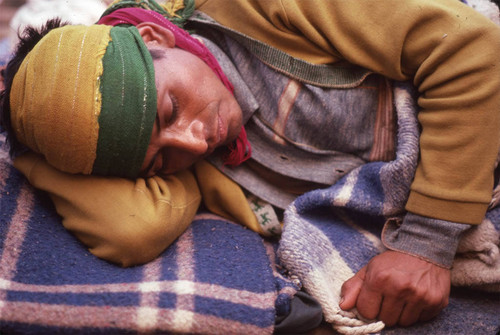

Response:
(194, 160), (265, 235)
(13, 152), (201, 267)
(197, 0), (500, 224)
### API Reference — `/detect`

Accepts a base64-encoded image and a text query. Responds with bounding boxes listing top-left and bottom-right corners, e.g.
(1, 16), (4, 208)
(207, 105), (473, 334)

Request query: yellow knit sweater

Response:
(14, 0), (500, 266)
(196, 0), (500, 224)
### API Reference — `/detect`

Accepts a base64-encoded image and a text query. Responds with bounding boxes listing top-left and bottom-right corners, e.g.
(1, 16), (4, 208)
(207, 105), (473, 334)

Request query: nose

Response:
(162, 120), (208, 156)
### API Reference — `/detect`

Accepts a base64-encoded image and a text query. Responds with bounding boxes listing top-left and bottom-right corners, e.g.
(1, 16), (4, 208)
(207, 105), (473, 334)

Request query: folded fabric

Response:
(278, 81), (500, 334)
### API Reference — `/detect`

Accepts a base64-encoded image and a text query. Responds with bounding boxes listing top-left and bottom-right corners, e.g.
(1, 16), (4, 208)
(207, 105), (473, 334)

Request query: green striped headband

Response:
(94, 26), (157, 177)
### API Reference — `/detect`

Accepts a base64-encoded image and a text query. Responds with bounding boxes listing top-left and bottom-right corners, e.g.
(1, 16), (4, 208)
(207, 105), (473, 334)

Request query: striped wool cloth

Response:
(0, 151), (297, 334)
(279, 82), (500, 335)
(1, 79), (499, 334)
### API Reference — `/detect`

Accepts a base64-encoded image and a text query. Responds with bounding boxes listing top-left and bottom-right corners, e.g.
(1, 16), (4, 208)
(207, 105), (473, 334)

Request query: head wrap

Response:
(10, 24), (156, 177)
(10, 0), (251, 178)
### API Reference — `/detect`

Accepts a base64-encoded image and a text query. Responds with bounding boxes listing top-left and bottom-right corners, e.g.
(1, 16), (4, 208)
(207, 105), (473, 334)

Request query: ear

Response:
(136, 22), (176, 48)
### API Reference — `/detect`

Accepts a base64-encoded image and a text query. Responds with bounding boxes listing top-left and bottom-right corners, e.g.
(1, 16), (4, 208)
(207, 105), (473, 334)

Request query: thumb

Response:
(339, 266), (366, 311)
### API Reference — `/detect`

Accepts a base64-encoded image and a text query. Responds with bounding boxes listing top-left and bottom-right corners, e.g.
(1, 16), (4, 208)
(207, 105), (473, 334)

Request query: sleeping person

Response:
(1, 0), (500, 328)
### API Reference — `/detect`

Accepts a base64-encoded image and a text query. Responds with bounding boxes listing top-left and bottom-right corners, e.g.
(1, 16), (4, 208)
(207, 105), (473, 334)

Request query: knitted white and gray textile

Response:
(278, 81), (500, 335)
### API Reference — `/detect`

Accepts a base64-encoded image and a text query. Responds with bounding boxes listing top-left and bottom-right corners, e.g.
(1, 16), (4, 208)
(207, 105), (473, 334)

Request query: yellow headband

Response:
(11, 25), (111, 174)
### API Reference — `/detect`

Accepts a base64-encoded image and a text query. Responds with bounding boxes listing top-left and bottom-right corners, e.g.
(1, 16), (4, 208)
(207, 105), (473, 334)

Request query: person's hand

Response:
(339, 250), (450, 327)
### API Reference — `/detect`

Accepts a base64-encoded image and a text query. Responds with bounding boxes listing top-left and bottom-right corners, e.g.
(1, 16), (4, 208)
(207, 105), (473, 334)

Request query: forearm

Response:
(14, 152), (201, 266)
(291, 0), (500, 224)
(198, 0), (500, 224)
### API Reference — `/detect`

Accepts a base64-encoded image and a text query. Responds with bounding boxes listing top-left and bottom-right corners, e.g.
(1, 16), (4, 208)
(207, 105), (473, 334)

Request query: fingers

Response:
(419, 306), (443, 323)
(357, 288), (443, 327)
(339, 266), (366, 311)
(377, 297), (405, 327)
(400, 279), (449, 326)
(381, 280), (427, 327)
(397, 302), (423, 327)
(398, 295), (445, 327)
(362, 282), (446, 327)
(417, 294), (449, 323)
(355, 281), (383, 320)
(343, 251), (451, 327)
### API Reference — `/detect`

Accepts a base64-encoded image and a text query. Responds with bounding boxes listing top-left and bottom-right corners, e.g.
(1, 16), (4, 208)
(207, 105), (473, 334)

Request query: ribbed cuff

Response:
(382, 212), (471, 268)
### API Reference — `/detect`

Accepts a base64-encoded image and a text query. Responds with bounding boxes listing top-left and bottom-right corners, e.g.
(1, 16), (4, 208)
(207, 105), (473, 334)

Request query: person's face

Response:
(136, 23), (243, 177)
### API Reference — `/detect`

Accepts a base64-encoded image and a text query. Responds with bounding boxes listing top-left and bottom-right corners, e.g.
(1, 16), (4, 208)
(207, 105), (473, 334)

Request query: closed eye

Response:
(169, 95), (179, 124)
(144, 96), (178, 177)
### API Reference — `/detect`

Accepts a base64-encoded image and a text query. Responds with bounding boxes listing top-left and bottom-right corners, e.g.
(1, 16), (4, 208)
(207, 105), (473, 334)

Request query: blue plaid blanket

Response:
(0, 148), (298, 334)
(1, 82), (499, 334)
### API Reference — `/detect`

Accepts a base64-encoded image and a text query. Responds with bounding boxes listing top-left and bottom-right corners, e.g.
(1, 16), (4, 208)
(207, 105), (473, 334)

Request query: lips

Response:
(205, 107), (223, 156)
(209, 102), (228, 150)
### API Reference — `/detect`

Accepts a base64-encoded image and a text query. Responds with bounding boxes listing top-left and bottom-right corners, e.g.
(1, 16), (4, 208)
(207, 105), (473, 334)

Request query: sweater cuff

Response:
(406, 191), (488, 225)
(382, 212), (471, 268)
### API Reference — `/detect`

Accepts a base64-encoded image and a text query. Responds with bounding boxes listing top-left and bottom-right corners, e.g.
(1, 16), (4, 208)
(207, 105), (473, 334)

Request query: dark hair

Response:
(0, 18), (67, 158)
